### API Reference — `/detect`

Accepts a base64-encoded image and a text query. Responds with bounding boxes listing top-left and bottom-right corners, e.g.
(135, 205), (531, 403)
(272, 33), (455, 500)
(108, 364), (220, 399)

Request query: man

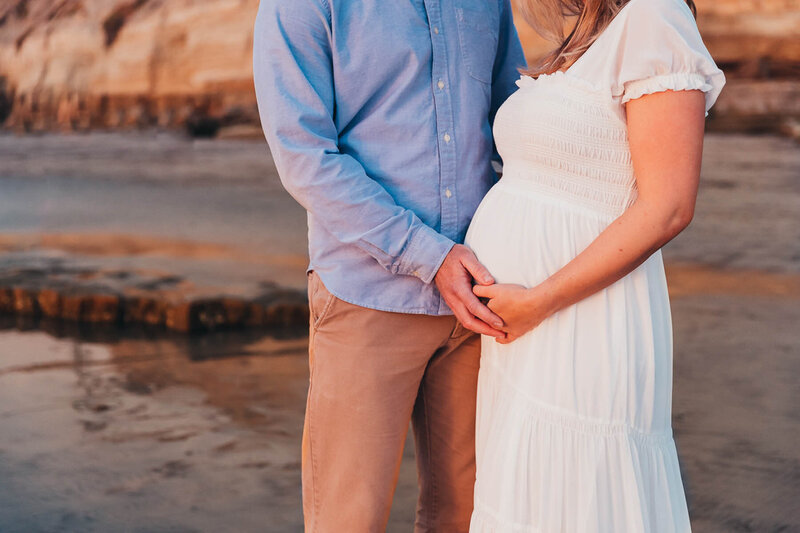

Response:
(253, 1), (525, 530)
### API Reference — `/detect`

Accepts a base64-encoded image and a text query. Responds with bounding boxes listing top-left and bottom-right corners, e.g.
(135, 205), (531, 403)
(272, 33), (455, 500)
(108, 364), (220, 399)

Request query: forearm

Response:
(534, 199), (689, 316)
(536, 91), (705, 317)
(271, 142), (455, 282)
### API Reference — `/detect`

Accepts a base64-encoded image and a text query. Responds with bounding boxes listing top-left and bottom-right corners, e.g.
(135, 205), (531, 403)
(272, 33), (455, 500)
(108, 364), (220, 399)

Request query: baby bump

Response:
(465, 187), (534, 286)
(466, 184), (610, 288)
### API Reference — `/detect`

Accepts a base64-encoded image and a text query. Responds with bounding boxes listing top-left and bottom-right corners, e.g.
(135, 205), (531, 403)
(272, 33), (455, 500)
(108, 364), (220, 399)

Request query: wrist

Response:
(526, 279), (560, 318)
(431, 241), (457, 281)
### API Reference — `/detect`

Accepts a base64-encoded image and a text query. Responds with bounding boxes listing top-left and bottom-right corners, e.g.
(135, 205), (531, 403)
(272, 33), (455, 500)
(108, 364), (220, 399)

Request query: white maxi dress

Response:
(465, 0), (725, 531)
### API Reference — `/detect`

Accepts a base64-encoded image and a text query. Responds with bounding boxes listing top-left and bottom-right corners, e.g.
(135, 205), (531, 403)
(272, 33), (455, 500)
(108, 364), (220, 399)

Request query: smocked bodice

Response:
(494, 73), (638, 219)
(489, 0), (725, 221)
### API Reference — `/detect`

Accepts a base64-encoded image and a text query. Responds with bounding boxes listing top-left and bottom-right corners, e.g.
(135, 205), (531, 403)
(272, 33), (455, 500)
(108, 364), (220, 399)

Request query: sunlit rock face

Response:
(695, 0), (800, 134)
(0, 0), (797, 134)
(0, 0), (260, 133)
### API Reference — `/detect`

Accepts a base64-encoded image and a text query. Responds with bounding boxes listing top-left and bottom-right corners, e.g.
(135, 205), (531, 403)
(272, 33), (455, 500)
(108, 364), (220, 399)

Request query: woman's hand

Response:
(472, 283), (556, 344)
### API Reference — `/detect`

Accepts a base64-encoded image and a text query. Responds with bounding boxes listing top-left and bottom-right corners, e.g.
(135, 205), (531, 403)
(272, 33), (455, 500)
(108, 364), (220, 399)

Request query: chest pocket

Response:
(455, 5), (499, 85)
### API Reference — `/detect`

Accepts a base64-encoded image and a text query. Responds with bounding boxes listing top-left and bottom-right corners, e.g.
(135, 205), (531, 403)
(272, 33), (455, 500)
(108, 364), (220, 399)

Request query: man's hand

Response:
(434, 245), (506, 338)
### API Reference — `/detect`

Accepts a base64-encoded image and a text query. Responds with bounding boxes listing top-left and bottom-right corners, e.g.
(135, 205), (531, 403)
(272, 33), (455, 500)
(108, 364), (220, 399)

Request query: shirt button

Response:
(412, 270), (420, 277)
(433, 27), (439, 34)
(443, 133), (451, 143)
(437, 80), (445, 90)
(445, 188), (452, 198)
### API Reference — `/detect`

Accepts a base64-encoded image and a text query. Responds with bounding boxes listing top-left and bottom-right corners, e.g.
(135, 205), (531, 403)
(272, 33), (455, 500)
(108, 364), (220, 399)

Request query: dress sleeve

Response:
(609, 0), (726, 115)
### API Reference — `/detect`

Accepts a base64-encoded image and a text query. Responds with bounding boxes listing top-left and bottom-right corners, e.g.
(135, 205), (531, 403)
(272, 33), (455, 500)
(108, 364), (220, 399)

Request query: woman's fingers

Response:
(496, 334), (517, 345)
(472, 284), (496, 298)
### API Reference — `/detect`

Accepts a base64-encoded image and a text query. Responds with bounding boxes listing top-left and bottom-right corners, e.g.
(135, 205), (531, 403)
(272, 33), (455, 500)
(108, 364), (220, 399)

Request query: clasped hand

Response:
(472, 282), (554, 344)
(434, 244), (555, 343)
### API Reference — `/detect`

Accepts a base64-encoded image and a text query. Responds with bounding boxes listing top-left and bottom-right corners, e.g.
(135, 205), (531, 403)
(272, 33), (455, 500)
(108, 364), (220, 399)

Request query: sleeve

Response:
(610, 0), (726, 116)
(489, 0), (527, 167)
(252, 0), (455, 284)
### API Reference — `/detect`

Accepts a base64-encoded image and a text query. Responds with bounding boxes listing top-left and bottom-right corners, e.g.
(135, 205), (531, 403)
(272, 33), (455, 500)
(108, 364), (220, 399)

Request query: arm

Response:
(254, 0), (505, 336)
(252, 0), (453, 284)
(473, 89), (706, 343)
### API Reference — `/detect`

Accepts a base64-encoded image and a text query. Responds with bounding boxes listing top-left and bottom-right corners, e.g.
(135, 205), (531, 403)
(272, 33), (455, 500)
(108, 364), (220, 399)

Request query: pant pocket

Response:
(307, 270), (337, 331)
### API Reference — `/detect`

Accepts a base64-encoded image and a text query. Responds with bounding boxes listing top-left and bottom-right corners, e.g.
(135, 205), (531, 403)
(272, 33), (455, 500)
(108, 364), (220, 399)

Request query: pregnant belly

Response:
(465, 182), (614, 288)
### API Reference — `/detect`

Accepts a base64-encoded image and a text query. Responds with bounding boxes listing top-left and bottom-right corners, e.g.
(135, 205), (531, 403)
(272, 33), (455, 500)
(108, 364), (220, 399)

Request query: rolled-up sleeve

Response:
(252, 0), (455, 284)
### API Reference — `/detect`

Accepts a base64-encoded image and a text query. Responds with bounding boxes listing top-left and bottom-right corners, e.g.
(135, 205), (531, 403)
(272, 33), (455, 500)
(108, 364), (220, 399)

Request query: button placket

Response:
(424, 0), (458, 242)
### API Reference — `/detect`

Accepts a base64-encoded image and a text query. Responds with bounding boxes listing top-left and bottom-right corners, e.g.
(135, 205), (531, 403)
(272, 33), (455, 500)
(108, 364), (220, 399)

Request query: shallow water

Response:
(0, 133), (798, 282)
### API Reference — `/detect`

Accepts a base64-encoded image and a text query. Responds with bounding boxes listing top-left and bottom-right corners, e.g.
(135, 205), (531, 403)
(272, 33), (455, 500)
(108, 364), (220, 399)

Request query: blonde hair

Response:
(519, 0), (697, 77)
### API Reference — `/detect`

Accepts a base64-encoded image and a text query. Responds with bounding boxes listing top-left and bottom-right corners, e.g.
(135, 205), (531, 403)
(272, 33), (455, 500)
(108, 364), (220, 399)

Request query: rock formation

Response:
(0, 0), (260, 134)
(0, 0), (798, 135)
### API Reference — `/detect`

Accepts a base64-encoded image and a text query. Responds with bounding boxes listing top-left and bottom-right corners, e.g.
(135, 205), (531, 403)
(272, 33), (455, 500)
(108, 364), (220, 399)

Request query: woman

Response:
(464, 0), (725, 530)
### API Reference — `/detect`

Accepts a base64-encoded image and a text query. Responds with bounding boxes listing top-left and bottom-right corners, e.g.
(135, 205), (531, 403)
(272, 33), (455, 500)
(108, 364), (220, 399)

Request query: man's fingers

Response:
(460, 290), (504, 330)
(462, 315), (507, 338)
(450, 300), (505, 338)
(460, 252), (494, 285)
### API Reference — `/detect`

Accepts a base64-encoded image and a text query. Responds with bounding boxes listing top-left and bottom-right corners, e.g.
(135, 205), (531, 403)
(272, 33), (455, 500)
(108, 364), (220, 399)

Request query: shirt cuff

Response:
(397, 225), (455, 284)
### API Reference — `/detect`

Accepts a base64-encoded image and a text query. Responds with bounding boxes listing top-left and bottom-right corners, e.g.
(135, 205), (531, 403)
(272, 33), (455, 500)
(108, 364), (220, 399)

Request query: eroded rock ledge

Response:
(0, 255), (309, 334)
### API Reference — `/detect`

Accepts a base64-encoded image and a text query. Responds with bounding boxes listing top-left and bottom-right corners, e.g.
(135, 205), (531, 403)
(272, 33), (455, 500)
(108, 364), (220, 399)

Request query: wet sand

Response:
(0, 329), (312, 532)
(0, 327), (423, 532)
(0, 282), (797, 532)
(0, 133), (798, 283)
(0, 131), (798, 531)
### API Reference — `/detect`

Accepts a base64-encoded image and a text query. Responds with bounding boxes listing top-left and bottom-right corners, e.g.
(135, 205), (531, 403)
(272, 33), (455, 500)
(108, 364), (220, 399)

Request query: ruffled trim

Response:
(621, 72), (716, 115)
(516, 72), (601, 95)
(516, 72), (563, 89)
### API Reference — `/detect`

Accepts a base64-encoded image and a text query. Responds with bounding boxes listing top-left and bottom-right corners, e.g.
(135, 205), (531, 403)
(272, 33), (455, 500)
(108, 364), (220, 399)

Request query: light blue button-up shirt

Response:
(253, 0), (525, 315)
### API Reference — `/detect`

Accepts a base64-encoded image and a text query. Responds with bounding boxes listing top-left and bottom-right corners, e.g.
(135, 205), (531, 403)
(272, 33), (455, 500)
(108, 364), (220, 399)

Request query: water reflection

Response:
(0, 326), (312, 532)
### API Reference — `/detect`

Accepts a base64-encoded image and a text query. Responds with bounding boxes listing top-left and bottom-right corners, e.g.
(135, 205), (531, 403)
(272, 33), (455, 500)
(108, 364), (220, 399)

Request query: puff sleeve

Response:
(609, 0), (726, 115)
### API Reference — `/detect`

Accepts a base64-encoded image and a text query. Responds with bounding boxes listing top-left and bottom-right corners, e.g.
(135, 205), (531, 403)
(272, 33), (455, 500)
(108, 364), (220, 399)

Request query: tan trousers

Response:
(303, 270), (481, 533)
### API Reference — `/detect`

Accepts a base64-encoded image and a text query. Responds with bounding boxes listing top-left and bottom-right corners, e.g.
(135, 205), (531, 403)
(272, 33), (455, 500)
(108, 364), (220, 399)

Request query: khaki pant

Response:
(303, 270), (481, 532)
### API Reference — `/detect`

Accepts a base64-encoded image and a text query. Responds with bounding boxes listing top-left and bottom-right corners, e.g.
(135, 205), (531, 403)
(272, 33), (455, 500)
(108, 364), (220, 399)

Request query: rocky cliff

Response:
(0, 0), (798, 135)
(0, 0), (260, 134)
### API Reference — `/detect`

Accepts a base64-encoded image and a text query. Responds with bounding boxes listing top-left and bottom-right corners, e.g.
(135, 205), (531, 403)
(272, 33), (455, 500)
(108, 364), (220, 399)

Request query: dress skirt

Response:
(464, 176), (692, 532)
